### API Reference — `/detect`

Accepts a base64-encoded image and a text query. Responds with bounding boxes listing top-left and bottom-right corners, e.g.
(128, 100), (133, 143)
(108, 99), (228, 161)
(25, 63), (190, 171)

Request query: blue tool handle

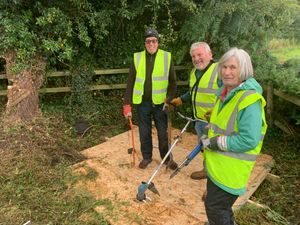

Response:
(186, 143), (202, 161)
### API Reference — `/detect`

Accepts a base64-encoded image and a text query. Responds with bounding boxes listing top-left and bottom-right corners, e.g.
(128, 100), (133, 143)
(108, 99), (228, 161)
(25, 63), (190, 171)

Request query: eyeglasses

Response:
(145, 39), (158, 44)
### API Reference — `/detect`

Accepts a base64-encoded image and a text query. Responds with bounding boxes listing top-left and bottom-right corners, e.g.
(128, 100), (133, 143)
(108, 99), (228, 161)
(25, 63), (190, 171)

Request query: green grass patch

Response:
(235, 127), (300, 224)
(270, 46), (300, 63)
(268, 39), (300, 63)
(0, 162), (110, 225)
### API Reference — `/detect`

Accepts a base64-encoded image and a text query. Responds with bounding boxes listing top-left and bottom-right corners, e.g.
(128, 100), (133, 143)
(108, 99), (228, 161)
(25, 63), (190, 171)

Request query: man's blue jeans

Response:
(137, 101), (169, 161)
(195, 120), (208, 141)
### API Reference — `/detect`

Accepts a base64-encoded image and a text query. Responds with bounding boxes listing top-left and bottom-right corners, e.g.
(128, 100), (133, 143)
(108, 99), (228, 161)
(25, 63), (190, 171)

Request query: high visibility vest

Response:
(190, 63), (219, 120)
(204, 90), (267, 195)
(132, 49), (171, 104)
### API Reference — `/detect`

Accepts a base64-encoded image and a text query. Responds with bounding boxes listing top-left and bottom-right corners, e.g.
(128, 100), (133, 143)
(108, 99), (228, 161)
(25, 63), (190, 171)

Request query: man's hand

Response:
(204, 109), (212, 122)
(162, 102), (169, 112)
(123, 105), (132, 119)
(171, 97), (182, 106)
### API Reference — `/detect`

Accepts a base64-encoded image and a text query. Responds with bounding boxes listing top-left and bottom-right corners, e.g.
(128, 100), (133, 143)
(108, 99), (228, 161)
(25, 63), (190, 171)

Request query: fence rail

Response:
(0, 66), (188, 96)
(0, 67), (299, 134)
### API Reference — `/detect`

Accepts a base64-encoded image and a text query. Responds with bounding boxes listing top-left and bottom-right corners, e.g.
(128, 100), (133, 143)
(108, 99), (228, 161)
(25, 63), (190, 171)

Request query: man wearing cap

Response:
(123, 28), (178, 170)
(171, 42), (222, 180)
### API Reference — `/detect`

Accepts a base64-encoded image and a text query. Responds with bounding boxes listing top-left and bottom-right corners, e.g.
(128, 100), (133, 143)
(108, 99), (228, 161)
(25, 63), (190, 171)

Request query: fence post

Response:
(266, 82), (274, 127)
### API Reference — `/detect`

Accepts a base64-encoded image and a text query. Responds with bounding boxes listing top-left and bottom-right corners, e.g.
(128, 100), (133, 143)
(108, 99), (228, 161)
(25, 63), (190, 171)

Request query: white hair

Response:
(190, 42), (211, 56)
(218, 47), (254, 81)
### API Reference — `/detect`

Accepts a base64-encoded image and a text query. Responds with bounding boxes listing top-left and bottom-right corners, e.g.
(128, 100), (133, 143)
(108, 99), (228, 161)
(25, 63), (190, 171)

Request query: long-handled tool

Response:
(136, 112), (196, 202)
(128, 117), (136, 166)
(169, 143), (202, 179)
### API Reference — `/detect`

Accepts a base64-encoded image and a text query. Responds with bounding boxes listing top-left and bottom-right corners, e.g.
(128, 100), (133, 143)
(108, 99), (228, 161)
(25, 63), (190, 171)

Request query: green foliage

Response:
(235, 204), (289, 225)
(0, 1), (112, 73)
(254, 51), (300, 97)
(67, 56), (95, 122)
(179, 0), (297, 60)
(253, 128), (300, 224)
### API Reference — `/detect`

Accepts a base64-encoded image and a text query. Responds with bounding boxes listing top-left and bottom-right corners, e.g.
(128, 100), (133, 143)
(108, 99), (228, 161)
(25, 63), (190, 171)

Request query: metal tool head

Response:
(136, 181), (160, 202)
(148, 182), (160, 196)
(177, 112), (207, 123)
(169, 168), (180, 179)
(136, 181), (149, 201)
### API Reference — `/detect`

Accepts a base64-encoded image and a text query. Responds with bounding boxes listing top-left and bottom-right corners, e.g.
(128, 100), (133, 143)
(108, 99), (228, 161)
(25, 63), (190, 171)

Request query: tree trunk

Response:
(3, 51), (46, 125)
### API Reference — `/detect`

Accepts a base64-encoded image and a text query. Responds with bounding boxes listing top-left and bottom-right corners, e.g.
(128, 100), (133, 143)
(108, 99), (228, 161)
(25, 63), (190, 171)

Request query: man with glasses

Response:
(123, 28), (178, 170)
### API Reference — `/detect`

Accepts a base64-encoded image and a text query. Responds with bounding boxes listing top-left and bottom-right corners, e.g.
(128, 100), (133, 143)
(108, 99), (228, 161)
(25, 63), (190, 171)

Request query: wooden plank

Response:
(274, 120), (293, 134)
(234, 154), (274, 210)
(266, 173), (280, 183)
(39, 87), (71, 93)
(274, 89), (300, 107)
(177, 81), (188, 85)
(94, 68), (129, 75)
(174, 65), (188, 70)
(266, 83), (274, 126)
(0, 90), (7, 96)
(40, 84), (127, 93)
(89, 84), (126, 90)
(77, 128), (274, 224)
(46, 71), (70, 77)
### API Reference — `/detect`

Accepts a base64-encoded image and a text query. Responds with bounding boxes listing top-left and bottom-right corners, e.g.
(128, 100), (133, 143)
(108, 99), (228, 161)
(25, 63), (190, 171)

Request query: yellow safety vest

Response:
(190, 63), (219, 120)
(132, 49), (171, 104)
(204, 90), (267, 194)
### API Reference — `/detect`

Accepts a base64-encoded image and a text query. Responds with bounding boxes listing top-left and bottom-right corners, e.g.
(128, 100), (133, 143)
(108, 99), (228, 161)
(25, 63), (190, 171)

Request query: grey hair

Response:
(218, 47), (254, 81)
(190, 42), (211, 56)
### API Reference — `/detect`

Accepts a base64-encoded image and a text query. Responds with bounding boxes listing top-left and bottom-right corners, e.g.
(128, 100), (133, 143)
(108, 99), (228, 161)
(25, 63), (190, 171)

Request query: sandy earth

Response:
(73, 126), (273, 225)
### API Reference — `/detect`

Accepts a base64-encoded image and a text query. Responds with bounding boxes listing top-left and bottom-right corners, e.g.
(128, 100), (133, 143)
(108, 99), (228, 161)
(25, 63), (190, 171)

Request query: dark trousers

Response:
(205, 177), (239, 225)
(137, 101), (169, 160)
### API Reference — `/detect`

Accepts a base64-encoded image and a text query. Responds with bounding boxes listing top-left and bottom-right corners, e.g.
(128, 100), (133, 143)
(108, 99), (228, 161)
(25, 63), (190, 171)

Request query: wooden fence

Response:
(0, 67), (299, 133)
(0, 66), (188, 95)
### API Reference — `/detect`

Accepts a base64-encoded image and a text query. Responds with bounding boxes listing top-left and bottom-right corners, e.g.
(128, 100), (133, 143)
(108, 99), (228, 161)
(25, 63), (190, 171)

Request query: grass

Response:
(0, 117), (112, 225)
(268, 38), (300, 63)
(270, 47), (300, 63)
(235, 127), (300, 225)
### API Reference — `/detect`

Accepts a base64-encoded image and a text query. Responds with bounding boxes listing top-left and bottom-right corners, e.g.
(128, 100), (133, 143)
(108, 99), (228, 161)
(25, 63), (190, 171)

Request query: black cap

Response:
(144, 28), (159, 39)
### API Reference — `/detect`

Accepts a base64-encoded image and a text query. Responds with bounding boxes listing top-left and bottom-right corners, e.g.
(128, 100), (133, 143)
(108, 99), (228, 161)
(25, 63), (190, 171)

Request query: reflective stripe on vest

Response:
(132, 49), (171, 104)
(205, 90), (267, 193)
(190, 63), (219, 120)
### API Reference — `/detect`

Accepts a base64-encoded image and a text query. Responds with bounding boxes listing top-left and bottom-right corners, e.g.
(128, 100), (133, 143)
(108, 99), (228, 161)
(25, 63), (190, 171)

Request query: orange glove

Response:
(123, 105), (132, 119)
(204, 109), (212, 122)
(171, 97), (182, 106)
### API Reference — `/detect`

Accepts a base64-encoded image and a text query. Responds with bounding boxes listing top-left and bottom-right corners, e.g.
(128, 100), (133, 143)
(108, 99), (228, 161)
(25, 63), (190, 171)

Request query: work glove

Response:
(123, 104), (132, 119)
(204, 109), (212, 122)
(171, 97), (182, 106)
(162, 99), (174, 112)
(200, 135), (210, 149)
(200, 135), (227, 151)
